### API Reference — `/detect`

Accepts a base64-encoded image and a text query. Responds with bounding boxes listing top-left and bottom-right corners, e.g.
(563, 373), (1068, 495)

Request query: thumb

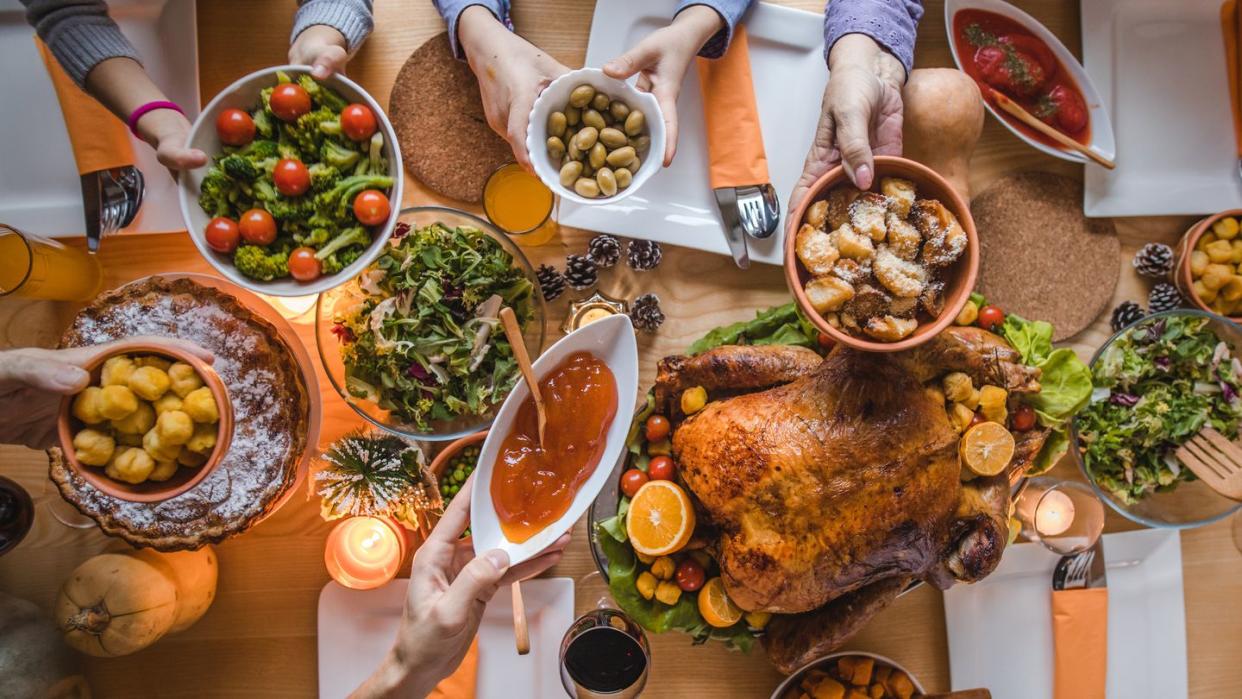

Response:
(604, 41), (659, 79)
(442, 549), (511, 616)
(311, 48), (348, 80)
(0, 353), (88, 394)
(833, 104), (876, 190)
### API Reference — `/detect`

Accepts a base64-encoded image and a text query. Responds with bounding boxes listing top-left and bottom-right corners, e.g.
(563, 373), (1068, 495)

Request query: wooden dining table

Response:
(2, 0), (1241, 696)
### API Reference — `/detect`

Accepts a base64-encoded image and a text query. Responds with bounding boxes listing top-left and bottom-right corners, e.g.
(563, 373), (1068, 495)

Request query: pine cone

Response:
(1132, 243), (1174, 279)
(1110, 301), (1146, 332)
(564, 254), (598, 291)
(630, 293), (665, 332)
(536, 264), (566, 301)
(1148, 283), (1182, 313)
(626, 239), (663, 271)
(587, 234), (621, 269)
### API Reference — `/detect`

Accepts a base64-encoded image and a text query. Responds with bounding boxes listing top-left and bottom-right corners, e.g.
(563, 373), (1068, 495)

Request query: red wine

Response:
(0, 476), (33, 556)
(562, 626), (647, 693)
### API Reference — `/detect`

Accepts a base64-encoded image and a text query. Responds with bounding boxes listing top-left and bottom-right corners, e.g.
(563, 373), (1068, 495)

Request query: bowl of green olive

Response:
(429, 429), (486, 507)
(526, 68), (664, 205)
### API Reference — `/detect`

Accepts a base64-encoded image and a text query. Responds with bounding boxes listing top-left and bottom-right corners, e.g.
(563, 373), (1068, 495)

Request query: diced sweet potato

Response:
(886, 671), (914, 699)
(872, 665), (892, 685)
(849, 657), (875, 685)
(810, 678), (846, 699)
(868, 685), (886, 699)
(845, 690), (870, 699)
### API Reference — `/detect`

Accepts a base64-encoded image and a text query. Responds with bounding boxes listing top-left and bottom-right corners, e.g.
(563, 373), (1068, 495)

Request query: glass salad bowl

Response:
(315, 206), (546, 441)
(1071, 309), (1242, 529)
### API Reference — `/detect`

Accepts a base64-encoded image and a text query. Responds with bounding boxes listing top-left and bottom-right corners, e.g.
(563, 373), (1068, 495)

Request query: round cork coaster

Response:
(388, 32), (513, 203)
(971, 171), (1118, 341)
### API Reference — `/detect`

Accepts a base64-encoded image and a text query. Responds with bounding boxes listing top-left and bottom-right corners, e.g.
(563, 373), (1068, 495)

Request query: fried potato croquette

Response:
(185, 423), (218, 455)
(128, 366), (171, 401)
(178, 447), (209, 468)
(72, 386), (106, 425)
(98, 385), (139, 421)
(152, 393), (183, 416)
(156, 410), (195, 446)
(182, 387), (219, 423)
(168, 362), (204, 398)
(106, 447), (156, 484)
(100, 355), (135, 387)
(143, 428), (182, 462)
(111, 401), (155, 435)
(147, 460), (179, 482)
(73, 428), (116, 467)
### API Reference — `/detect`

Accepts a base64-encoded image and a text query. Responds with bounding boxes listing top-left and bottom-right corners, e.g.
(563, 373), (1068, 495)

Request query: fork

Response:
(1059, 547), (1096, 590)
(1175, 427), (1242, 500)
(735, 183), (779, 240)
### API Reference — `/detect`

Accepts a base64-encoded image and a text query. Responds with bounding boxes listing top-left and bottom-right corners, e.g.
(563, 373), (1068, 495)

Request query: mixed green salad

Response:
(332, 222), (535, 431)
(198, 71), (394, 283)
(1078, 314), (1242, 504)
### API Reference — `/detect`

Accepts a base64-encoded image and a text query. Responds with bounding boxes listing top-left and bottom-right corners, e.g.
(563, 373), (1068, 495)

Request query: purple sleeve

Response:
(824, 0), (924, 76)
(433, 0), (513, 59)
(675, 0), (756, 59)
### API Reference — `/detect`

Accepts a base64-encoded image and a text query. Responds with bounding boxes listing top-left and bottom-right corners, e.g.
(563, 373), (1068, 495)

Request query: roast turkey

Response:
(654, 327), (1047, 672)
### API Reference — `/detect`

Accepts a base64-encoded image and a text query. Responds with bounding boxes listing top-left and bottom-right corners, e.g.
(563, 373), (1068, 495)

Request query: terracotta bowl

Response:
(429, 430), (488, 481)
(57, 340), (233, 503)
(1173, 209), (1242, 320)
(784, 156), (979, 352)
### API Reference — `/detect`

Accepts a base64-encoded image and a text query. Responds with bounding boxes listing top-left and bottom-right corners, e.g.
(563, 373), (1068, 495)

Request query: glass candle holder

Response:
(1015, 477), (1105, 555)
(324, 516), (407, 590)
(482, 163), (559, 247)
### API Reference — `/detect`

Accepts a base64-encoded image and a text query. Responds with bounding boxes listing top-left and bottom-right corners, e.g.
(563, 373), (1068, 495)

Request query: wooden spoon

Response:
(499, 306), (546, 448)
(1175, 427), (1242, 500)
(511, 581), (530, 655)
(987, 88), (1115, 169)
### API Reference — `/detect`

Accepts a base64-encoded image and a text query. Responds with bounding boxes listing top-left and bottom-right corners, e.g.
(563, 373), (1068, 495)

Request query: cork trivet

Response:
(972, 172), (1118, 341)
(389, 32), (512, 203)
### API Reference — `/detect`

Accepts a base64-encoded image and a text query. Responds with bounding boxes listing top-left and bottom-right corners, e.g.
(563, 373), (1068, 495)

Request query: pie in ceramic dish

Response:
(48, 276), (311, 550)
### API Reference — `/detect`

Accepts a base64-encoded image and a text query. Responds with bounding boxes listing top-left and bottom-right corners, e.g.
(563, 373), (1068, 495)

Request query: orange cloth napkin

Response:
(1051, 587), (1108, 699)
(35, 37), (134, 175)
(1221, 0), (1242, 156)
(695, 26), (769, 189)
(429, 638), (478, 698)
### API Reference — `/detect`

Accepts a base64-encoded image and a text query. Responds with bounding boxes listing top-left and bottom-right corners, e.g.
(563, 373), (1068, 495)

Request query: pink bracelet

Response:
(127, 100), (184, 136)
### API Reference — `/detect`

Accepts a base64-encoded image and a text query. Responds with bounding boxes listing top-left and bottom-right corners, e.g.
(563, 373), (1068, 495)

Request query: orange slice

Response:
(698, 577), (744, 628)
(626, 480), (695, 557)
(959, 421), (1016, 477)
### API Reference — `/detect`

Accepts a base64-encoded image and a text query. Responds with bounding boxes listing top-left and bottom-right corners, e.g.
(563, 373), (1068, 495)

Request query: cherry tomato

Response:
(969, 412), (987, 428)
(238, 208), (277, 246)
(340, 103), (378, 142)
(978, 305), (1005, 332)
(204, 216), (240, 253)
(645, 415), (671, 443)
(353, 189), (391, 226)
(270, 83), (311, 122)
(620, 468), (648, 498)
(288, 246), (322, 282)
(648, 456), (676, 481)
(215, 108), (255, 146)
(817, 331), (836, 350)
(273, 158), (311, 197)
(1011, 404), (1037, 432)
(674, 558), (706, 592)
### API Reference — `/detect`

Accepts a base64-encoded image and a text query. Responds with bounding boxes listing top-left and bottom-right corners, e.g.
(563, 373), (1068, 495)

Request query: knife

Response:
(712, 188), (751, 269)
(1051, 539), (1108, 699)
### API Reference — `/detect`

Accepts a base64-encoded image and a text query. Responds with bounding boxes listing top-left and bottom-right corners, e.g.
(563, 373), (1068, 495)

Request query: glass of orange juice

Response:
(0, 224), (102, 302)
(482, 163), (559, 246)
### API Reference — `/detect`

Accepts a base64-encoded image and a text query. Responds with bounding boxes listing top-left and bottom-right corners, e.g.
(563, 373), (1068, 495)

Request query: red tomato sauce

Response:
(491, 351), (618, 543)
(953, 9), (1091, 148)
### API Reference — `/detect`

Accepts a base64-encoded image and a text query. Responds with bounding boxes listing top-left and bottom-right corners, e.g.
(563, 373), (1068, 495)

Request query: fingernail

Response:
(484, 549), (510, 573)
(55, 366), (87, 390)
(855, 164), (872, 189)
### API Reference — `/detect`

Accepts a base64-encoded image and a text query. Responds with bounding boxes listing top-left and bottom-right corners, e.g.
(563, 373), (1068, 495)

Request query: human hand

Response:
(603, 5), (725, 166)
(787, 35), (906, 234)
(289, 25), (351, 80)
(135, 108), (209, 174)
(354, 477), (570, 698)
(458, 6), (569, 170)
(0, 337), (214, 449)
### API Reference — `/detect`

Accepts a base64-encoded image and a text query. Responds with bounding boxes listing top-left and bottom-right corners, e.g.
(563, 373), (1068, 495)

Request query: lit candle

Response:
(324, 516), (406, 590)
(1034, 489), (1076, 537)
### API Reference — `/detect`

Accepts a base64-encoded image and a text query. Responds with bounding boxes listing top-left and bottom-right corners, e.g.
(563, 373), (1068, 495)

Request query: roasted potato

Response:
(880, 177), (916, 218)
(850, 193), (889, 242)
(873, 248), (927, 298)
(885, 213), (921, 261)
(805, 276), (856, 313)
(797, 224), (842, 276)
(864, 315), (917, 342)
(832, 224), (876, 260)
(825, 185), (862, 230)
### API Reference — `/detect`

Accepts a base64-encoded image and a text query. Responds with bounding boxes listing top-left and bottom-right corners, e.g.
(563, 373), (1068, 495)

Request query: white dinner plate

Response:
(317, 577), (575, 699)
(1082, 0), (1242, 216)
(561, 0), (828, 266)
(0, 0), (200, 237)
(943, 528), (1187, 698)
(471, 313), (638, 565)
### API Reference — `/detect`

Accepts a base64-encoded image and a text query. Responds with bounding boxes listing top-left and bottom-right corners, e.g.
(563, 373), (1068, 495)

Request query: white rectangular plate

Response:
(1082, 0), (1242, 216)
(944, 528), (1187, 698)
(561, 0), (828, 265)
(0, 0), (200, 237)
(317, 577), (575, 699)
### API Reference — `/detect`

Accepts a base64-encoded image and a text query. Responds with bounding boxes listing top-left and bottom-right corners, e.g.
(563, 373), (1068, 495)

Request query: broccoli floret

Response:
(298, 74), (348, 112)
(314, 226), (370, 262)
(359, 132), (387, 176)
(320, 140), (361, 170)
(296, 228), (331, 247)
(266, 196), (314, 222)
(233, 244), (291, 281)
(284, 107), (337, 153)
(219, 154), (260, 181)
(315, 174), (394, 219)
(252, 108), (274, 139)
(319, 244), (365, 274)
(249, 179), (280, 203)
(309, 163), (341, 192)
(233, 139), (279, 160)
(199, 167), (240, 217)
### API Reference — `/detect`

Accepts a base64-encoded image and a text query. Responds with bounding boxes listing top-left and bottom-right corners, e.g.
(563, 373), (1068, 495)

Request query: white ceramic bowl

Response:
(945, 0), (1115, 166)
(178, 65), (404, 297)
(470, 313), (639, 565)
(525, 68), (665, 206)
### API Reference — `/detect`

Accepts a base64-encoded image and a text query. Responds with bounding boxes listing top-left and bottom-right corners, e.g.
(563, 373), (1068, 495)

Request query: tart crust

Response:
(48, 276), (310, 550)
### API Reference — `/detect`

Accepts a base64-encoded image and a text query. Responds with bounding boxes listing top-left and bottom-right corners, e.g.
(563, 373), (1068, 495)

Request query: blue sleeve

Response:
(675, 0), (756, 59)
(824, 0), (923, 76)
(433, 0), (513, 59)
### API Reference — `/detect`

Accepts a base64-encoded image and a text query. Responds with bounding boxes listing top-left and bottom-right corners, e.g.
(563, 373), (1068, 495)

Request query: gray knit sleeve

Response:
(292, 0), (375, 54)
(22, 0), (142, 88)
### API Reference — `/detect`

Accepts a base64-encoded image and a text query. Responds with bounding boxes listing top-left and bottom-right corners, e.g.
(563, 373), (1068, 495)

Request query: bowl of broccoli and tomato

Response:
(179, 66), (403, 296)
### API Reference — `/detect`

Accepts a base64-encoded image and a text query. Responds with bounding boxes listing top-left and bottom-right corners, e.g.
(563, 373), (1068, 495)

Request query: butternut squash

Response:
(56, 546), (218, 657)
(902, 68), (984, 202)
